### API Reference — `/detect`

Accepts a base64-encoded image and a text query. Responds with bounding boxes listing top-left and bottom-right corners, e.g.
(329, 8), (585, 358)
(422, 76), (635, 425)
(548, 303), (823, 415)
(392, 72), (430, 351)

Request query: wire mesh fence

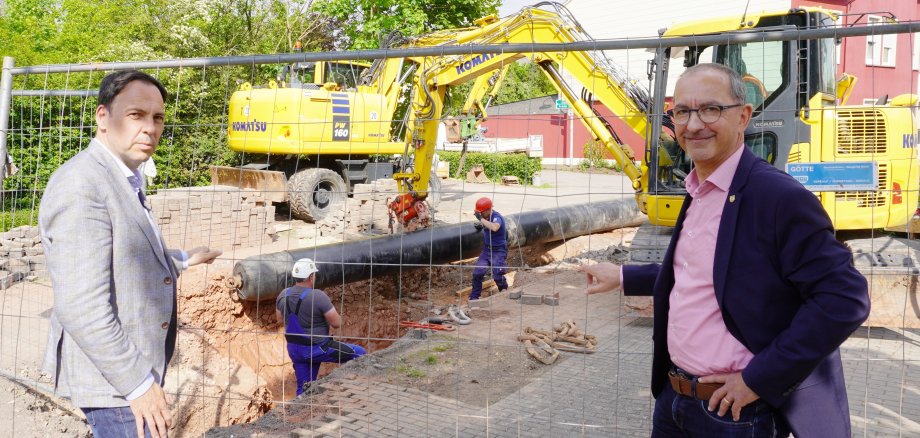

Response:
(0, 15), (919, 438)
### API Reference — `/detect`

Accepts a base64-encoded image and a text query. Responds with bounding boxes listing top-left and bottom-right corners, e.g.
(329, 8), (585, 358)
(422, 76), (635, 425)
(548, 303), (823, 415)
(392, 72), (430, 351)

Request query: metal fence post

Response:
(0, 57), (14, 182)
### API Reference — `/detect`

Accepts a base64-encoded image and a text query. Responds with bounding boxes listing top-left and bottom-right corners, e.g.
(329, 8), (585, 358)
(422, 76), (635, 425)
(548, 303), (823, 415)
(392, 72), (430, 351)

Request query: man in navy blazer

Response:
(581, 64), (868, 437)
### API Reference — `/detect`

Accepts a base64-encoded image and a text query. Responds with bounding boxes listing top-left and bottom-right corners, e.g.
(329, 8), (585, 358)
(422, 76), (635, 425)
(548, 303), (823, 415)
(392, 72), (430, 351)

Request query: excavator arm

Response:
(387, 3), (657, 228)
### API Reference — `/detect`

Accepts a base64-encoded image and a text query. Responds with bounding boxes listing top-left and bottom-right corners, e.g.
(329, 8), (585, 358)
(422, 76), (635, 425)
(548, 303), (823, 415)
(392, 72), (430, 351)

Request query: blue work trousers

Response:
(471, 247), (508, 300)
(287, 339), (366, 395)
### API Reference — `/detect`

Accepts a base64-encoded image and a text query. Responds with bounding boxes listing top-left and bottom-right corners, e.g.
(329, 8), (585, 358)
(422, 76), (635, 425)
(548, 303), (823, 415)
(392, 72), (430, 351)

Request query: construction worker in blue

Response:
(470, 197), (509, 300)
(275, 258), (366, 396)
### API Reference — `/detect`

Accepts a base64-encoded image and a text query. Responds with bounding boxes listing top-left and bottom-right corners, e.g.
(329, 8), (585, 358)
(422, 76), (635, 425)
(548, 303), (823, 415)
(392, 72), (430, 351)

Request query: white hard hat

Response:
(291, 258), (319, 279)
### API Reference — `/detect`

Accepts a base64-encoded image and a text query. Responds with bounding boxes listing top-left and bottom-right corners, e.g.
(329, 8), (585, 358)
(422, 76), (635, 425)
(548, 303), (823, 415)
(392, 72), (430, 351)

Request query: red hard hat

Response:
(475, 197), (492, 212)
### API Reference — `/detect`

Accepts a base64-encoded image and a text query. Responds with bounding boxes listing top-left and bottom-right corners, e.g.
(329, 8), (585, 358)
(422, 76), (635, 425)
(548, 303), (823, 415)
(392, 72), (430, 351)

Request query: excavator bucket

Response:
(209, 165), (288, 203)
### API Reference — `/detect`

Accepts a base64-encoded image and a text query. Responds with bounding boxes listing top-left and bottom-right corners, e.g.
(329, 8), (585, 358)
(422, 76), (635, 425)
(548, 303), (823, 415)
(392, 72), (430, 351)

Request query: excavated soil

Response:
(202, 229), (636, 436)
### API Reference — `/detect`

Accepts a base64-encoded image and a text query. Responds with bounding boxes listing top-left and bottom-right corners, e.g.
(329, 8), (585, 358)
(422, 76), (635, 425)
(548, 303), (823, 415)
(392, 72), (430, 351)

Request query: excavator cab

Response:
(278, 61), (369, 90)
(648, 8), (918, 230)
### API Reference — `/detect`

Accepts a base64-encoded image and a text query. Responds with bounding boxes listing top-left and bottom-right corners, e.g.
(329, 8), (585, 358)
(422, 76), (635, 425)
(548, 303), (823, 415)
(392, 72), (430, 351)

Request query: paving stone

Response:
(520, 294), (543, 305)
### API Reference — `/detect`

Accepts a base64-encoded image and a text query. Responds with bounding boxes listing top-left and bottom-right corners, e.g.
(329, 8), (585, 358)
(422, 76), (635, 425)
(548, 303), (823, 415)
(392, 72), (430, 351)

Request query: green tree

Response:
(494, 61), (557, 105)
(311, 0), (500, 49)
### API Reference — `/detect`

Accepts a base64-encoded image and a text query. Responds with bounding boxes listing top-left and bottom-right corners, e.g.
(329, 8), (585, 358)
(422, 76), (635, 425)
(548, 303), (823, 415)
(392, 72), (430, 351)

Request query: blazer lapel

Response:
(713, 148), (756, 309)
(87, 143), (172, 272)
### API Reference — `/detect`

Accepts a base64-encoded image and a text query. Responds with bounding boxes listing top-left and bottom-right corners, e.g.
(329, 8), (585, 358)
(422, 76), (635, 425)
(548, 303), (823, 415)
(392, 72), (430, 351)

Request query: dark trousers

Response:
(652, 384), (789, 437)
(471, 247), (508, 300)
(81, 406), (153, 438)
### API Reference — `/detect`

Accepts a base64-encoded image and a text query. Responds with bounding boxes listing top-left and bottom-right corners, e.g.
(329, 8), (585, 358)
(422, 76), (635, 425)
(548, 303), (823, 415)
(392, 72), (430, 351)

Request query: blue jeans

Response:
(471, 248), (508, 300)
(652, 384), (789, 438)
(82, 406), (153, 438)
(287, 339), (366, 396)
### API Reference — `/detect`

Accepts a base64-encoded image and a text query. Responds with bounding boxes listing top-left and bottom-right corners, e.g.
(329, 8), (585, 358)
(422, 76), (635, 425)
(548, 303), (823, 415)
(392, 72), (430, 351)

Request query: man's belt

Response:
(668, 368), (723, 401)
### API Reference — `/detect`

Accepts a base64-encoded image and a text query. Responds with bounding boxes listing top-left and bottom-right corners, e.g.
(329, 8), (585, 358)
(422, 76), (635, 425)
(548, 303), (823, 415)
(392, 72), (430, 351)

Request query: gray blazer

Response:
(40, 141), (182, 408)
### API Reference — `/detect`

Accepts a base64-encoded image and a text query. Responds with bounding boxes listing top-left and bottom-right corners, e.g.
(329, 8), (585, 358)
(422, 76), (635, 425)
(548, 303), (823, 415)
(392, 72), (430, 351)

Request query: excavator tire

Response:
(288, 168), (347, 222)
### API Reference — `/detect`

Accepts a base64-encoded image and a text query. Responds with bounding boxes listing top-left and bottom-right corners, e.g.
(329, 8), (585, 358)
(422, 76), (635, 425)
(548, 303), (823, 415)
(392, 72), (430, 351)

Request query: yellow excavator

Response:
(222, 3), (918, 237)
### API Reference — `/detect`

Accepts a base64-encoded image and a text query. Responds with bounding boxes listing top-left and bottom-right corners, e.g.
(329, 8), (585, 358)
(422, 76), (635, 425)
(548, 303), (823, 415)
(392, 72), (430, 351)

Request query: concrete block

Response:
(8, 258), (30, 274)
(520, 294), (543, 305)
(508, 289), (523, 300)
(542, 294), (560, 306)
(23, 255), (45, 264)
(0, 275), (15, 290)
(24, 247), (42, 256)
(468, 297), (490, 308)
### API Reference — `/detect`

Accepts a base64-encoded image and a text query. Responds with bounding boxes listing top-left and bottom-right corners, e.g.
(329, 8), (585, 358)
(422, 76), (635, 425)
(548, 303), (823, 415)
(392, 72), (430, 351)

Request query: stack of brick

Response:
(316, 178), (398, 237)
(0, 225), (44, 289)
(149, 186), (276, 250)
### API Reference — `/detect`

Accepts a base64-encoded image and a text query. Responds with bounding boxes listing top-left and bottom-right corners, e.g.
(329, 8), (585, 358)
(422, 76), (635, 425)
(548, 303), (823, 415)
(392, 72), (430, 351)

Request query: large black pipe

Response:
(233, 199), (644, 301)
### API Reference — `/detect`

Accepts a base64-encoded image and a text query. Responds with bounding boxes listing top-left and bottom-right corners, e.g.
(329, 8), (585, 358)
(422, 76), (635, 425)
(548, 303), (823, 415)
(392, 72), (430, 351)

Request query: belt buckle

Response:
(670, 367), (699, 399)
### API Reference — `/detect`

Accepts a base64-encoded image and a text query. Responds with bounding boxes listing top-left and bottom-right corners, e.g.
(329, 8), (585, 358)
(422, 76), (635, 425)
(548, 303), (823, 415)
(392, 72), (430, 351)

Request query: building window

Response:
(866, 15), (896, 67)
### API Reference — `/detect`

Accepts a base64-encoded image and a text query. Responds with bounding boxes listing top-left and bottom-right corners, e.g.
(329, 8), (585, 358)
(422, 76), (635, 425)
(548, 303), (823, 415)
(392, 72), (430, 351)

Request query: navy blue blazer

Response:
(623, 147), (869, 436)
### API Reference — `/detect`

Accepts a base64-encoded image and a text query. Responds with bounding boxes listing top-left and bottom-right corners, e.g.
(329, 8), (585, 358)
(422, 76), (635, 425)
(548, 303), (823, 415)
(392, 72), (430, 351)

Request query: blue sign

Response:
(555, 99), (570, 110)
(785, 162), (877, 192)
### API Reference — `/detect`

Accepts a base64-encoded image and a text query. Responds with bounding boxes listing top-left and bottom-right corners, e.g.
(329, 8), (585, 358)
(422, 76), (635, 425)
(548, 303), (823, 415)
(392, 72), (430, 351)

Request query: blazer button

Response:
(163, 277), (172, 285)
(161, 322), (169, 329)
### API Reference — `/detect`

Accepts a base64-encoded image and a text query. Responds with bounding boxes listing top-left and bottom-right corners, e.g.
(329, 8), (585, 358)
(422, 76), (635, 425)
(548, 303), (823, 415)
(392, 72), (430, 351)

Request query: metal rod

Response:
(0, 57), (14, 181)
(12, 89), (99, 97)
(233, 199), (645, 301)
(8, 22), (920, 75)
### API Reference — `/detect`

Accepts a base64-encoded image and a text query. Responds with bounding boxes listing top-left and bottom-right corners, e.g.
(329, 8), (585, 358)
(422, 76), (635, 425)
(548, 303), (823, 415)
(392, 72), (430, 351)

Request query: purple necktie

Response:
(127, 175), (150, 211)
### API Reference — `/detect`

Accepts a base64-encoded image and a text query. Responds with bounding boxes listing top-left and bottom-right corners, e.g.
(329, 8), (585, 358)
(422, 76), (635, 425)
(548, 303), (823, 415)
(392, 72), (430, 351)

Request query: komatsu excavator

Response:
(223, 3), (918, 238)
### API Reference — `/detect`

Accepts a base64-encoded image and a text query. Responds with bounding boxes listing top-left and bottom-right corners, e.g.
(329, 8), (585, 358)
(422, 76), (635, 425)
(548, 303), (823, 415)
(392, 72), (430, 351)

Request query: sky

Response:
(499, 0), (547, 17)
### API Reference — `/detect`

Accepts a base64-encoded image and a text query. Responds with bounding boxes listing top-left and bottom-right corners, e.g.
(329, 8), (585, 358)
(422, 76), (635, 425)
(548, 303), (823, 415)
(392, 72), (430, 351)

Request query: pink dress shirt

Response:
(667, 145), (754, 376)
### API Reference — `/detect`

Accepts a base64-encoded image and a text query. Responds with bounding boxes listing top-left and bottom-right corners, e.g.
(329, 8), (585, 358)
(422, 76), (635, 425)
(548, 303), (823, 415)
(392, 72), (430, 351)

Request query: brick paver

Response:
(210, 276), (920, 437)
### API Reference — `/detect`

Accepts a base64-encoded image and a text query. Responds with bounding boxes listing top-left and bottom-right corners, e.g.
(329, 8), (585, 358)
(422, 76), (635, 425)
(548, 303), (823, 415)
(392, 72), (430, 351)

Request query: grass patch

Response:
(0, 208), (38, 232)
(395, 363), (426, 378)
(425, 354), (438, 365)
(432, 343), (453, 353)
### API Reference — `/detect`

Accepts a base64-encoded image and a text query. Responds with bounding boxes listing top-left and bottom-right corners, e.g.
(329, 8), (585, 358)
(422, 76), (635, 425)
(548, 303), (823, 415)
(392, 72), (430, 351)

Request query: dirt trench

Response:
(168, 260), (486, 436)
(167, 230), (634, 437)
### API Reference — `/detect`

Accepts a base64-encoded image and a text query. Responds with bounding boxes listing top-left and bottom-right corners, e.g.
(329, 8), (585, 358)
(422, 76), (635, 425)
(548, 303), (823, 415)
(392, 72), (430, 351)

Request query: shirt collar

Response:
(94, 138), (142, 181)
(685, 144), (745, 195)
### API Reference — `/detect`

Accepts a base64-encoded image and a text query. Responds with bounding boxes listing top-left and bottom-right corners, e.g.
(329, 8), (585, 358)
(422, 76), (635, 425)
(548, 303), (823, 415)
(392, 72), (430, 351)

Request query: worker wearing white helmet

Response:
(275, 258), (366, 396)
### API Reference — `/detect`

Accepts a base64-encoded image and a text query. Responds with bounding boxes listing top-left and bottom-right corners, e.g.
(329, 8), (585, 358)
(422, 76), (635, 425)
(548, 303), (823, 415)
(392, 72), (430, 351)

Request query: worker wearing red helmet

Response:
(471, 196), (508, 300)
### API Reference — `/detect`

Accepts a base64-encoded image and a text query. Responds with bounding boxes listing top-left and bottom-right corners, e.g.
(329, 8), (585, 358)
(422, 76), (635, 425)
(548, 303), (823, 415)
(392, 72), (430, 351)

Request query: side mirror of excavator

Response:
(836, 73), (856, 105)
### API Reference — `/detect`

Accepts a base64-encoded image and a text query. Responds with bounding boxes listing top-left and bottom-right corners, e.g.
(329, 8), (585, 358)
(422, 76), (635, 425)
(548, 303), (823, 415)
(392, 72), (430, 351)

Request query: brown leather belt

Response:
(668, 368), (723, 401)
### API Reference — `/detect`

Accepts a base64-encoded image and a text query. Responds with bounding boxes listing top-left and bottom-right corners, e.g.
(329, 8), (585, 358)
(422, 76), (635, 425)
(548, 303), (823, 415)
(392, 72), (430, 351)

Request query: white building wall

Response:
(558, 0), (791, 95)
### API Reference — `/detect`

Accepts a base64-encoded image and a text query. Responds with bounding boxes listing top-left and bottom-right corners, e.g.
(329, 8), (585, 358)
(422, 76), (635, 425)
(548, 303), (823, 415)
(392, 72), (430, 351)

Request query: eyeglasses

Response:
(667, 104), (744, 125)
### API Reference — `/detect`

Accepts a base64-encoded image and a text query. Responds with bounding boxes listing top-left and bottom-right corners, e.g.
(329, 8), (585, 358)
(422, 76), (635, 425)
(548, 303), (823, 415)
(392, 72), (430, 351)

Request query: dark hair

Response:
(98, 70), (167, 108)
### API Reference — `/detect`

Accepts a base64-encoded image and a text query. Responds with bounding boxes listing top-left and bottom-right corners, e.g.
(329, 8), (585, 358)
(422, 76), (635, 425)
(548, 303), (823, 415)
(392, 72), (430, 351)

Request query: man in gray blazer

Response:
(40, 70), (221, 438)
